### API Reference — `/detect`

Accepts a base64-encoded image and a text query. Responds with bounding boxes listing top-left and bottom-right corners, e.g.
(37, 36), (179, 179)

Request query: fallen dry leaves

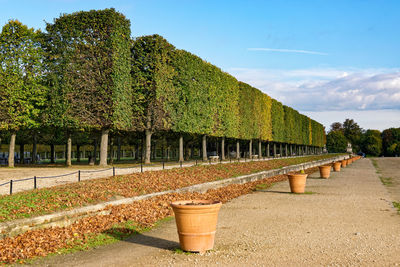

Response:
(0, 155), (333, 222)
(0, 167), (318, 264)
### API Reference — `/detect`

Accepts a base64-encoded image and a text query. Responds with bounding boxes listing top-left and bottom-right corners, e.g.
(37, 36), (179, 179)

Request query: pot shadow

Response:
(258, 190), (292, 194)
(104, 227), (180, 251)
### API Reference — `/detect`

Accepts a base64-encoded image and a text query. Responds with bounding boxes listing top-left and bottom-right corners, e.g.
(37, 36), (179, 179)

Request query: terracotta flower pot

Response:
(288, 173), (308, 193)
(333, 161), (341, 172)
(346, 158), (351, 165)
(319, 165), (331, 178)
(171, 200), (222, 253)
(341, 159), (347, 168)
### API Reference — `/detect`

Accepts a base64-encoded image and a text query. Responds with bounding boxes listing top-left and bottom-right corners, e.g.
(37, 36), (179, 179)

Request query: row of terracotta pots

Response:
(171, 156), (363, 253)
(288, 155), (362, 194)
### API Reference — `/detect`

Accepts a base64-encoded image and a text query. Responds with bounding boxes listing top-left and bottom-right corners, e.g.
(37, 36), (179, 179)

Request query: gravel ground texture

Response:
(373, 157), (400, 203)
(29, 158), (400, 266)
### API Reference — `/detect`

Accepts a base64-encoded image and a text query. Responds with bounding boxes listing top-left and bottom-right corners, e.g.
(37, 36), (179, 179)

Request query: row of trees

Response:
(0, 9), (326, 167)
(326, 119), (399, 156)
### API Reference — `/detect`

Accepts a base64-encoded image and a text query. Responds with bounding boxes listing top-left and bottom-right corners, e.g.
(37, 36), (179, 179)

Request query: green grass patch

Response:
(393, 202), (400, 214)
(371, 159), (394, 186)
(381, 177), (393, 186)
(30, 217), (175, 265)
(0, 154), (343, 223)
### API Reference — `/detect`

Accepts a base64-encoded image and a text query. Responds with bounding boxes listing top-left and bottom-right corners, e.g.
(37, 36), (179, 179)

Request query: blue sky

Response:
(1, 0), (399, 130)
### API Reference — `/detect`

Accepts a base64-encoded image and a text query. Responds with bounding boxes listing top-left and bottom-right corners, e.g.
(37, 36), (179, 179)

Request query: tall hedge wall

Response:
(129, 34), (325, 146)
(44, 8), (132, 131)
(170, 50), (240, 138)
(1, 10), (325, 148)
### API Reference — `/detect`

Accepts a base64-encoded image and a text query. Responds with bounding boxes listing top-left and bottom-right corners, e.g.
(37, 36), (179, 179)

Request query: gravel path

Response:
(30, 158), (400, 266)
(373, 157), (400, 203)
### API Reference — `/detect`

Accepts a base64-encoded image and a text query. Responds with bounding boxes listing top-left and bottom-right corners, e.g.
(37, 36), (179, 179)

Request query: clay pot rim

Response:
(288, 173), (308, 178)
(319, 165), (331, 168)
(171, 200), (222, 209)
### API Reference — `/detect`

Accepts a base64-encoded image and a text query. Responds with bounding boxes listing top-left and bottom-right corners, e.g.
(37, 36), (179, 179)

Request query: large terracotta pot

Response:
(288, 173), (308, 193)
(333, 161), (341, 172)
(319, 165), (331, 178)
(341, 159), (347, 168)
(346, 158), (351, 165)
(171, 200), (222, 253)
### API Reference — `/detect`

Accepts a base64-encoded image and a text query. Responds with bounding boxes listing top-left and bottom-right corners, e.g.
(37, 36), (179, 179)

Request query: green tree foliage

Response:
(171, 49), (240, 138)
(326, 130), (347, 153)
(0, 20), (47, 131)
(361, 129), (382, 156)
(131, 34), (176, 132)
(271, 99), (285, 142)
(343, 119), (363, 152)
(330, 122), (343, 132)
(381, 128), (400, 156)
(44, 8), (132, 131)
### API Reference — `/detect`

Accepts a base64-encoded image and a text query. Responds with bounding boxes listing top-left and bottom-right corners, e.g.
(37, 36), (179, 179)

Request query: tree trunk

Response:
(266, 142), (270, 157)
(8, 133), (16, 167)
(20, 143), (25, 165)
(32, 133), (37, 164)
(77, 145), (81, 162)
(236, 140), (240, 159)
(258, 140), (262, 158)
(145, 129), (152, 164)
(179, 135), (184, 162)
(109, 137), (114, 164)
(66, 134), (72, 166)
(90, 138), (97, 165)
(99, 129), (109, 167)
(221, 137), (225, 160)
(273, 143), (277, 157)
(249, 140), (252, 159)
(117, 136), (121, 161)
(202, 135), (207, 161)
(50, 144), (55, 163)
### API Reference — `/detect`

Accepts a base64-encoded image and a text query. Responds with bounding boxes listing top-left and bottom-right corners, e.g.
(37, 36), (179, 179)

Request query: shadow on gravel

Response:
(105, 229), (180, 251)
(259, 190), (292, 194)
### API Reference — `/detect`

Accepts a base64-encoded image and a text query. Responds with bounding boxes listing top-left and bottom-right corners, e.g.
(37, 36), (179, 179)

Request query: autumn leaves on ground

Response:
(0, 155), (333, 264)
(0, 155), (334, 222)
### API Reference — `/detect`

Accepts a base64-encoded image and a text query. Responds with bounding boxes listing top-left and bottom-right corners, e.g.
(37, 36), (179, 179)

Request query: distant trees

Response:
(361, 130), (382, 156)
(382, 128), (400, 156)
(326, 131), (347, 153)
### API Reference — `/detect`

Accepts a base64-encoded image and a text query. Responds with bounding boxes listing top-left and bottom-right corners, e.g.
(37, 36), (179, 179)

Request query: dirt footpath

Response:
(373, 157), (400, 203)
(31, 158), (400, 266)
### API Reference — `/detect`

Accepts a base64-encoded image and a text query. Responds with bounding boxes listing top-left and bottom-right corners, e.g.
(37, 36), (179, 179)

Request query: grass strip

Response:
(0, 155), (339, 222)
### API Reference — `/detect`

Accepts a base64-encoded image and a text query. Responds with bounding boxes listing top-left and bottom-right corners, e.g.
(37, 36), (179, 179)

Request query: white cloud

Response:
(228, 67), (400, 111)
(248, 48), (328, 56)
(227, 67), (400, 130)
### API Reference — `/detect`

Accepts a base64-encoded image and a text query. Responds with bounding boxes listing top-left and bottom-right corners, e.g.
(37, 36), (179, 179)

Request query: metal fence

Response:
(0, 154), (310, 195)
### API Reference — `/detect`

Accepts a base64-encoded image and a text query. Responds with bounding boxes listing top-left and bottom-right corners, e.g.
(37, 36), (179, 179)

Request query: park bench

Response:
(209, 156), (219, 162)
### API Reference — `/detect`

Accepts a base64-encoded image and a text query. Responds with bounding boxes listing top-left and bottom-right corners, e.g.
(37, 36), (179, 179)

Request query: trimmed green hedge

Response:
(1, 10), (325, 147)
(44, 8), (132, 131)
(131, 35), (325, 146)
